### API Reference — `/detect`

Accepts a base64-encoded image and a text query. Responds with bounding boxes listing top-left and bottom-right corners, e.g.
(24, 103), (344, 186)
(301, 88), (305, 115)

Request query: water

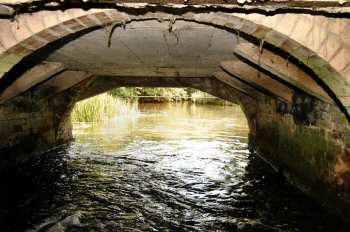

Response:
(0, 102), (343, 231)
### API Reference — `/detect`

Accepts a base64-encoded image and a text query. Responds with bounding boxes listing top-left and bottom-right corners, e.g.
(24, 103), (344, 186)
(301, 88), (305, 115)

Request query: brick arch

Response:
(0, 9), (130, 77)
(237, 13), (350, 114)
(183, 12), (350, 120)
(0, 9), (349, 120)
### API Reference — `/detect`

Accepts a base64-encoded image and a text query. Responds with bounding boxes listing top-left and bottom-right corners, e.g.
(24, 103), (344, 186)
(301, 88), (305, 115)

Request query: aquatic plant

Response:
(71, 93), (138, 122)
(71, 88), (232, 122)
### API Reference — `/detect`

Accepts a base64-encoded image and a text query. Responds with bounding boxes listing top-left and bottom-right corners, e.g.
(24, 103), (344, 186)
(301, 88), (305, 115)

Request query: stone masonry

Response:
(0, 0), (350, 225)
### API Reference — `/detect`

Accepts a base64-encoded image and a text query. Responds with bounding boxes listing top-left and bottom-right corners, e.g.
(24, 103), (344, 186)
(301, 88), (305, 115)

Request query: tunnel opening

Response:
(70, 87), (249, 151)
(69, 87), (249, 140)
(68, 87), (253, 149)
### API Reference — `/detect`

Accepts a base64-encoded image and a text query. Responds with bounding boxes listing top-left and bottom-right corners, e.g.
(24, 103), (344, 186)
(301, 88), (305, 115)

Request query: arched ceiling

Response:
(30, 20), (237, 77)
(0, 7), (349, 121)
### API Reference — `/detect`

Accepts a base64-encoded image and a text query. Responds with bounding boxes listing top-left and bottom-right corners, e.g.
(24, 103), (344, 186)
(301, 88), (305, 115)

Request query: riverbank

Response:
(111, 87), (233, 105)
(72, 88), (233, 122)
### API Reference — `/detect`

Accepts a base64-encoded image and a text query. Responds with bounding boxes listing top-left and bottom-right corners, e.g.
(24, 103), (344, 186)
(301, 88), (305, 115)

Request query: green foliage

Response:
(72, 88), (233, 122)
(109, 87), (188, 99)
(109, 87), (233, 105)
(109, 87), (141, 98)
(109, 87), (230, 101)
(71, 93), (137, 122)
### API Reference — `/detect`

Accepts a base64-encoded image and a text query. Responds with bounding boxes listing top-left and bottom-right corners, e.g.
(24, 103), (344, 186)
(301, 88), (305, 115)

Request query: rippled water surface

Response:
(0, 102), (343, 231)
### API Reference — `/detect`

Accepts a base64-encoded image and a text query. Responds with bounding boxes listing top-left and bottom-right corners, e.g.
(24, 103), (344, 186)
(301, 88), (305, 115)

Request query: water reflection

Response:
(73, 102), (248, 152)
(0, 102), (343, 231)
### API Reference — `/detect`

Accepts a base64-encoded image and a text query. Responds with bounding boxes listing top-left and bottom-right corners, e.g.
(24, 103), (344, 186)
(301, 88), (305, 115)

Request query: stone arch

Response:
(0, 13), (258, 138)
(0, 7), (350, 224)
(56, 76), (258, 138)
(0, 9), (349, 120)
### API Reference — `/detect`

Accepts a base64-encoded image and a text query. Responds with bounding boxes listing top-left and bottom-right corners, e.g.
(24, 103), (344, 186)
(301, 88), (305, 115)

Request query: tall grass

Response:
(71, 93), (138, 122)
(71, 88), (233, 122)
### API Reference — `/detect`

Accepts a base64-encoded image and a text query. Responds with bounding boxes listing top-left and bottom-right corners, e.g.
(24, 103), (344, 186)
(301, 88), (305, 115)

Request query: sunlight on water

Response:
(0, 102), (342, 232)
(73, 102), (248, 153)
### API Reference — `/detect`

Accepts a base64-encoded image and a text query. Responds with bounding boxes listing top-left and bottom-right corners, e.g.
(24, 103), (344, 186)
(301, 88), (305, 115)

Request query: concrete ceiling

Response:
(31, 20), (238, 77)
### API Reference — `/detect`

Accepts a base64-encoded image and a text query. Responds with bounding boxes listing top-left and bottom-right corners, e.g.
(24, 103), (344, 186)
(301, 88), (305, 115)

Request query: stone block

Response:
(264, 30), (288, 48)
(327, 18), (349, 35)
(94, 12), (114, 25)
(274, 14), (298, 37)
(261, 15), (280, 29)
(280, 39), (300, 54)
(47, 25), (70, 37)
(304, 24), (328, 52)
(86, 14), (104, 26)
(62, 19), (86, 32)
(290, 46), (315, 64)
(56, 10), (74, 23)
(36, 30), (59, 43)
(290, 16), (313, 44)
(21, 36), (47, 51)
(239, 21), (258, 35)
(224, 16), (245, 30)
(318, 34), (342, 62)
(77, 15), (100, 28)
(42, 11), (60, 28)
(7, 44), (33, 56)
(10, 19), (32, 42)
(329, 47), (350, 73)
(0, 62), (14, 72)
(252, 26), (271, 39)
(0, 21), (18, 49)
(23, 13), (45, 34)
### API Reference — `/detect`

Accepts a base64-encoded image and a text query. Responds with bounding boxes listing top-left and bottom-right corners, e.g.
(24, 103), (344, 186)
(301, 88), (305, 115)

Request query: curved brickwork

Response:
(0, 9), (131, 78)
(240, 13), (350, 106)
(0, 9), (349, 119)
(183, 12), (350, 118)
(242, 13), (350, 60)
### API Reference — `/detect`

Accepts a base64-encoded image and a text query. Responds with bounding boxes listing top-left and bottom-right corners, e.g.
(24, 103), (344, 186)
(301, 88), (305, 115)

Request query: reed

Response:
(71, 93), (138, 122)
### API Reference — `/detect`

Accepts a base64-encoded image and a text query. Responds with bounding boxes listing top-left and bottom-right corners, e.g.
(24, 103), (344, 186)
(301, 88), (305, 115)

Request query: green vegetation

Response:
(109, 87), (189, 102)
(110, 87), (232, 105)
(72, 88), (233, 122)
(71, 93), (137, 122)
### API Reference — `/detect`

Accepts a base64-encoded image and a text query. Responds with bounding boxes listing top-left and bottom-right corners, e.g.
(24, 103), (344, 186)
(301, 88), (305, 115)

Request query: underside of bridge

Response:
(0, 0), (350, 225)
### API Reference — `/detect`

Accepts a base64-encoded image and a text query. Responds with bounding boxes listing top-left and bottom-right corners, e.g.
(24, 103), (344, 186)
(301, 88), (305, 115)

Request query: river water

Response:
(0, 102), (343, 231)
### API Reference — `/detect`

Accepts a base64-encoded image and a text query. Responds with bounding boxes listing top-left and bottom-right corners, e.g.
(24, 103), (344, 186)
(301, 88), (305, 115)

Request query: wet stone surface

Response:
(0, 103), (345, 231)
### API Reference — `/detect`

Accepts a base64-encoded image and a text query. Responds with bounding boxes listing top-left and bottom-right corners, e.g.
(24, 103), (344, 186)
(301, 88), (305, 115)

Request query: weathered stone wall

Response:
(0, 76), (96, 156)
(252, 92), (350, 222)
(0, 95), (72, 156)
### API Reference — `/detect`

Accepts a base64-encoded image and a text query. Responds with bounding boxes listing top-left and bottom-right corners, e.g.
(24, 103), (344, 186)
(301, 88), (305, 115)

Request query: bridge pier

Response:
(0, 93), (72, 156)
(253, 95), (350, 221)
